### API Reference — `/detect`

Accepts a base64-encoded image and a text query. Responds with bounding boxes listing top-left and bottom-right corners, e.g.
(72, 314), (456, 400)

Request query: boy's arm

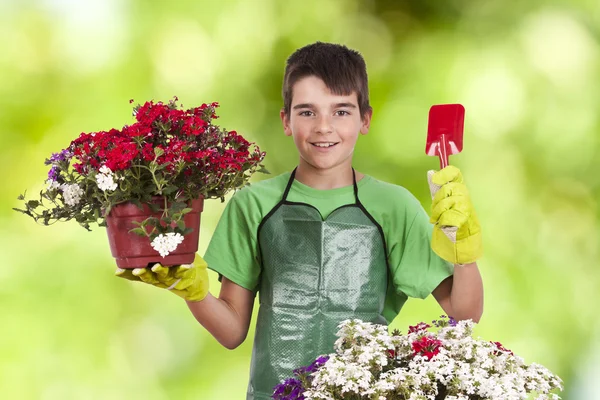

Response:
(116, 255), (255, 350)
(186, 277), (255, 350)
(432, 262), (483, 322)
(184, 188), (261, 348)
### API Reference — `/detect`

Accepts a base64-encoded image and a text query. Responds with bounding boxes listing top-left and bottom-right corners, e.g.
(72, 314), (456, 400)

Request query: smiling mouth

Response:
(311, 142), (339, 148)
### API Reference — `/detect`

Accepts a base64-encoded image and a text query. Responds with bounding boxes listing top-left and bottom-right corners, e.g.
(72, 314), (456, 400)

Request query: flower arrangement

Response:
(272, 317), (563, 400)
(14, 97), (267, 258)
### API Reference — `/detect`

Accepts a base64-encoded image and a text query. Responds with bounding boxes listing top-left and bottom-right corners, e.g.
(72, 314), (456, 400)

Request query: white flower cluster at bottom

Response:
(151, 232), (184, 257)
(301, 319), (562, 400)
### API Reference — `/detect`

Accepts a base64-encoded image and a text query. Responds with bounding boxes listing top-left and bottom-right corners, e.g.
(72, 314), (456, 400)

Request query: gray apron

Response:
(247, 168), (390, 399)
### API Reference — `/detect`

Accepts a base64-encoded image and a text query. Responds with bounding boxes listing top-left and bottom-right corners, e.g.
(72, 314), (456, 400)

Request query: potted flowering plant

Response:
(273, 316), (563, 400)
(14, 97), (267, 268)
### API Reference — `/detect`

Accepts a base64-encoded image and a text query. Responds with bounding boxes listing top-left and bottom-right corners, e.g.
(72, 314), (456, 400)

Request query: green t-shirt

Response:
(203, 172), (453, 323)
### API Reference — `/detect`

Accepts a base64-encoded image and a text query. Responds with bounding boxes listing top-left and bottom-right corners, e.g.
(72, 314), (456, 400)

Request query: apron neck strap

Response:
(282, 167), (360, 204)
(282, 168), (297, 201)
(351, 168), (359, 203)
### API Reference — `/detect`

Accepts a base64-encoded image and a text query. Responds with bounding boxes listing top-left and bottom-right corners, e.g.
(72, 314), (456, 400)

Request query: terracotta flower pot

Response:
(105, 197), (204, 269)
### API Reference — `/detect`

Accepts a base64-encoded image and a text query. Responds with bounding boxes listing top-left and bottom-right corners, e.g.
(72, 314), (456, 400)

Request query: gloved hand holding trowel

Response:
(425, 104), (483, 265)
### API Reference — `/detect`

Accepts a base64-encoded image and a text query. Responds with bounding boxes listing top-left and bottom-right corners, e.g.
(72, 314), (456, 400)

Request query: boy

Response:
(117, 42), (484, 400)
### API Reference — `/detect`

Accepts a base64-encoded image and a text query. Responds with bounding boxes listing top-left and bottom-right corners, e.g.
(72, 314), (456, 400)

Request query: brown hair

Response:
(282, 42), (371, 118)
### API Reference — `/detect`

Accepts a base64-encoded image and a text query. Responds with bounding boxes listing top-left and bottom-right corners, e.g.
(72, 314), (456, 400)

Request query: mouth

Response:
(310, 142), (339, 148)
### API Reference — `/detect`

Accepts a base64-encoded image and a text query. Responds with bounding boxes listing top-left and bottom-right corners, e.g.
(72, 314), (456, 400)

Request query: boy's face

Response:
(280, 76), (372, 173)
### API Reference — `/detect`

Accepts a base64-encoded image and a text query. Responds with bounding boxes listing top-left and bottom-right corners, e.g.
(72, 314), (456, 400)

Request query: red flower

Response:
(411, 336), (443, 360)
(408, 322), (431, 334)
(182, 116), (208, 136)
(123, 123), (152, 137)
(141, 143), (154, 161)
(105, 142), (138, 171)
(65, 97), (265, 196)
(491, 341), (513, 356)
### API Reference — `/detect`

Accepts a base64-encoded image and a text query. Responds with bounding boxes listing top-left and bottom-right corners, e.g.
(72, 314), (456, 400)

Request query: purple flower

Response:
(273, 355), (329, 399)
(45, 149), (73, 165)
(432, 315), (458, 328)
(293, 355), (329, 376)
(309, 355), (329, 372)
(47, 166), (59, 181)
(272, 378), (305, 400)
(273, 356), (329, 399)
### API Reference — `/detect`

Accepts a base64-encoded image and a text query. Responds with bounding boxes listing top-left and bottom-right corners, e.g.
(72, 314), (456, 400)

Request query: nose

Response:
(315, 114), (333, 135)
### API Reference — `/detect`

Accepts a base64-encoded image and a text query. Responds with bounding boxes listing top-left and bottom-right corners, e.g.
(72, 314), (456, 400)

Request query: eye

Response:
(299, 110), (314, 117)
(335, 110), (350, 116)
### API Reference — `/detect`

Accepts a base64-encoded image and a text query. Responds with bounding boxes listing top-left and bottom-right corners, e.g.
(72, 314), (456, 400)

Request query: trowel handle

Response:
(437, 134), (449, 169)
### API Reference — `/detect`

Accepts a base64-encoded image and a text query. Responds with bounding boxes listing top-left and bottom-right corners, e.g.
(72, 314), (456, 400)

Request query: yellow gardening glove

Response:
(115, 254), (210, 302)
(427, 165), (482, 264)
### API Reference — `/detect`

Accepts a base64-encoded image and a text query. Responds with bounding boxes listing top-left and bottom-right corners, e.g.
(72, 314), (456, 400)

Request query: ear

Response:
(280, 108), (292, 137)
(360, 108), (373, 135)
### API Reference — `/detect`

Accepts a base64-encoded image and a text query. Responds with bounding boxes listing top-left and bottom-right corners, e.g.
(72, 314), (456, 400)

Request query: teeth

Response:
(313, 142), (336, 148)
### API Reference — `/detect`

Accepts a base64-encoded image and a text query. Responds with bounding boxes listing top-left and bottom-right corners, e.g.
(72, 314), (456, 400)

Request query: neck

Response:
(294, 161), (364, 190)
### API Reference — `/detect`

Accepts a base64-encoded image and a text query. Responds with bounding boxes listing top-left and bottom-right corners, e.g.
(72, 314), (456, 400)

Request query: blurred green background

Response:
(1, 0), (598, 398)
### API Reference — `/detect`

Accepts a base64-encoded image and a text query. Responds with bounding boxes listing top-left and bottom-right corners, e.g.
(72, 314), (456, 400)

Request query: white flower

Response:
(46, 179), (61, 190)
(96, 166), (118, 192)
(296, 319), (562, 400)
(60, 183), (84, 206)
(151, 232), (184, 257)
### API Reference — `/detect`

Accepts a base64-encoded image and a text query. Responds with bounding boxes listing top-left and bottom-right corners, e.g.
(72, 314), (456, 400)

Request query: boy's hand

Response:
(427, 166), (482, 264)
(115, 254), (210, 302)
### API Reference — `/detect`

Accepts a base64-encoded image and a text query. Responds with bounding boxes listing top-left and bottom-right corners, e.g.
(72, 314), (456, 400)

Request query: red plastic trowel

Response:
(425, 104), (465, 169)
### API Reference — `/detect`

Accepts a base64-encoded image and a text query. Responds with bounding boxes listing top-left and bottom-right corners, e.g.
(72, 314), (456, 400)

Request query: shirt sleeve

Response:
(203, 190), (261, 292)
(392, 204), (454, 300)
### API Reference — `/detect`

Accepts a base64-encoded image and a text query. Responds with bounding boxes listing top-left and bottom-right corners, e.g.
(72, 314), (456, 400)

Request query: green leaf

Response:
(17, 193), (25, 200)
(147, 216), (160, 226)
(181, 208), (193, 214)
(176, 220), (186, 231)
(154, 147), (164, 157)
(103, 205), (112, 217)
(12, 207), (30, 216)
(128, 227), (147, 237)
(182, 227), (194, 235)
(148, 202), (162, 213)
(257, 166), (270, 174)
(130, 198), (143, 210)
(171, 201), (187, 212)
(161, 185), (179, 195)
(27, 200), (40, 208)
